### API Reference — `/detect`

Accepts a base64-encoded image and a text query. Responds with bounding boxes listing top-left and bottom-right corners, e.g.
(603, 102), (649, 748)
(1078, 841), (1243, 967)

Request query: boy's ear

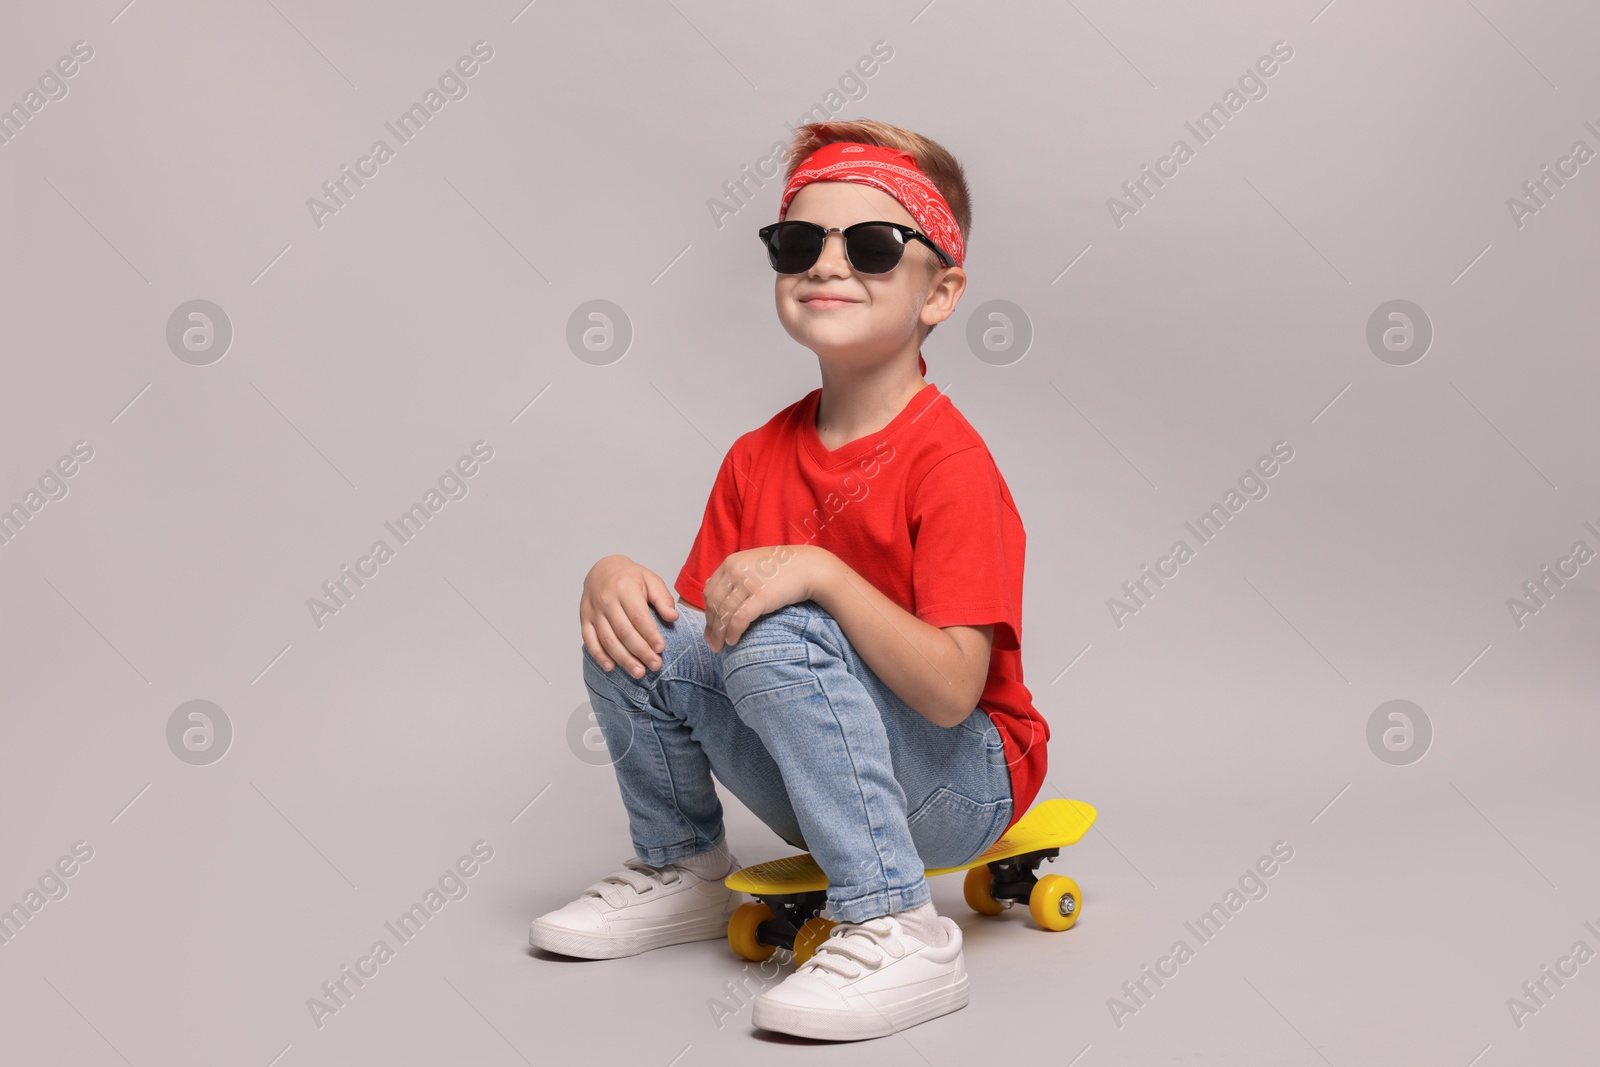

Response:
(921, 264), (966, 330)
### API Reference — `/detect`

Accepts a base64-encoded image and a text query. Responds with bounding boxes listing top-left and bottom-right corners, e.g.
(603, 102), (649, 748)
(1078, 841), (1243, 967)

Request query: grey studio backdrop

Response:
(1, 0), (1596, 1064)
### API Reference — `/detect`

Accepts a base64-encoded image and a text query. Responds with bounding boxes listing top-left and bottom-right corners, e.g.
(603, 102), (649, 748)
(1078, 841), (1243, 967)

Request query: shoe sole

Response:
(752, 971), (971, 1040)
(528, 909), (738, 960)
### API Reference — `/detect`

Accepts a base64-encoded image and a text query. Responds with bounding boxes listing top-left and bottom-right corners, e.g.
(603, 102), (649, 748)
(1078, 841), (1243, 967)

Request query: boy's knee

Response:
(730, 601), (827, 641)
(580, 642), (659, 709)
(580, 644), (621, 690)
(584, 603), (713, 687)
(717, 607), (808, 663)
(717, 606), (830, 700)
(731, 601), (851, 663)
(654, 602), (711, 654)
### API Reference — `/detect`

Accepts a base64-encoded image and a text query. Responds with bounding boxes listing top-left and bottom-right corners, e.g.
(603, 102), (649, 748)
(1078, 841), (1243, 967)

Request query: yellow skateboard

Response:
(723, 797), (1097, 964)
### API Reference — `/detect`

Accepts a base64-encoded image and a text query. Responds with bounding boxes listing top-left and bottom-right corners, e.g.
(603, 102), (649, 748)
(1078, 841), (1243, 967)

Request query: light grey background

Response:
(2, 1), (1596, 1063)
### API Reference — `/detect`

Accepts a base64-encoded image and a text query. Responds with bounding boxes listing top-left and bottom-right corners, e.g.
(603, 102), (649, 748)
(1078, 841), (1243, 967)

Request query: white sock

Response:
(670, 836), (738, 881)
(890, 901), (949, 947)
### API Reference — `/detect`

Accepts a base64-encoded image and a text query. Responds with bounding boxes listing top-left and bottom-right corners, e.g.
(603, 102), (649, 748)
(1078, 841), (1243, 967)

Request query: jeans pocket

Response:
(905, 786), (1014, 869)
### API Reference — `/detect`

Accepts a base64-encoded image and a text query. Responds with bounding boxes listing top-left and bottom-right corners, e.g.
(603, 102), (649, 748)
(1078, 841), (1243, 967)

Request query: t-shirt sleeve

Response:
(674, 440), (746, 610)
(910, 446), (1022, 651)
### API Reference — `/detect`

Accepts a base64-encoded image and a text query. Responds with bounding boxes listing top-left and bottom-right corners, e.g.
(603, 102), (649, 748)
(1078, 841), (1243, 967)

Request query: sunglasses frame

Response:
(757, 219), (955, 275)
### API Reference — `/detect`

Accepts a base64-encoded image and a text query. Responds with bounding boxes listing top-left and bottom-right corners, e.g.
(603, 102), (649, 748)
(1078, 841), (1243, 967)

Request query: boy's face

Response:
(774, 181), (965, 369)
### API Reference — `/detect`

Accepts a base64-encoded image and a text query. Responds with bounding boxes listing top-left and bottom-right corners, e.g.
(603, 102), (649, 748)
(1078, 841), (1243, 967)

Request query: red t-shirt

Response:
(674, 382), (1047, 832)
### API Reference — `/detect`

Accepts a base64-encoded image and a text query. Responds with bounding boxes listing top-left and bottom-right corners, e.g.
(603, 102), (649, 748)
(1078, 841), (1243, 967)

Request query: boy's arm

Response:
(807, 549), (992, 729)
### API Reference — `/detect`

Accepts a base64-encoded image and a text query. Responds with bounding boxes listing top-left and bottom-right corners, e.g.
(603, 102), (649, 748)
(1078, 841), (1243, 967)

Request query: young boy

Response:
(529, 119), (1049, 1041)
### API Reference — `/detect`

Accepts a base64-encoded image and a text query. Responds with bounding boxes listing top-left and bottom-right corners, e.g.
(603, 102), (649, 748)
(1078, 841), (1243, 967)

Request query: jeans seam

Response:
(721, 645), (809, 670)
(809, 614), (858, 680)
(652, 681), (723, 723)
(977, 797), (1014, 863)
(805, 617), (908, 911)
(640, 695), (696, 848)
(907, 786), (1012, 868)
(627, 678), (722, 856)
(595, 641), (721, 717)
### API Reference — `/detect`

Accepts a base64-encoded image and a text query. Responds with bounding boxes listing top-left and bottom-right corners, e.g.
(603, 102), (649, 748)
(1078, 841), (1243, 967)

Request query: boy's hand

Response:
(580, 555), (679, 678)
(703, 545), (833, 652)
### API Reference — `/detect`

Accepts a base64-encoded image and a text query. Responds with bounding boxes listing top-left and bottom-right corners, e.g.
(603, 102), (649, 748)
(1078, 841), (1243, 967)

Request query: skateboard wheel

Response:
(728, 901), (776, 961)
(793, 917), (838, 965)
(963, 867), (1006, 916)
(1029, 875), (1082, 931)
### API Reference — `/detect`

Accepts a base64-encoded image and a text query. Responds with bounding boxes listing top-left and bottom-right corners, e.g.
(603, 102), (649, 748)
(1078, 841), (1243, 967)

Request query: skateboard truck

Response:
(749, 889), (829, 956)
(980, 847), (1061, 909)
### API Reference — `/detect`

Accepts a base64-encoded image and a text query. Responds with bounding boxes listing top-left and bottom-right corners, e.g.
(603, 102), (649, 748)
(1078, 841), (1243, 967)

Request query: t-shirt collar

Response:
(799, 382), (942, 469)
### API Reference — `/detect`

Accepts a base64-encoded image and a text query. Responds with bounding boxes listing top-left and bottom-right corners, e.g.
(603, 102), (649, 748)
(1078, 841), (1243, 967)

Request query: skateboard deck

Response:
(724, 798), (1097, 961)
(727, 797), (1096, 893)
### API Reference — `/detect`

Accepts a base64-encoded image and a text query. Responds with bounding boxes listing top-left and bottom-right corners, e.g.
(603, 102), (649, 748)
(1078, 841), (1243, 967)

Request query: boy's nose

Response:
(811, 231), (852, 274)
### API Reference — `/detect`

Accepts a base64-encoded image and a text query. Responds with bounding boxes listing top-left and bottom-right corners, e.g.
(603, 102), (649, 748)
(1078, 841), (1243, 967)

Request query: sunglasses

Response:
(757, 220), (955, 275)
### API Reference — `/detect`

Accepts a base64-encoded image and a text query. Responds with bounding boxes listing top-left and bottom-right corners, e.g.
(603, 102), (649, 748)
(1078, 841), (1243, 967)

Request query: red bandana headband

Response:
(777, 142), (965, 269)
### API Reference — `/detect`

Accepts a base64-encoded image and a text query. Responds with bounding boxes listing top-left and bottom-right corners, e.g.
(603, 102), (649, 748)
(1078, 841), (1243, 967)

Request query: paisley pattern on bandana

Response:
(777, 143), (966, 269)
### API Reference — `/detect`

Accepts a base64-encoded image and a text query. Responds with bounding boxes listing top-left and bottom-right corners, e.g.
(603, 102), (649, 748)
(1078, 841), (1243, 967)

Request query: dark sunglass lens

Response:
(846, 224), (906, 273)
(767, 223), (822, 273)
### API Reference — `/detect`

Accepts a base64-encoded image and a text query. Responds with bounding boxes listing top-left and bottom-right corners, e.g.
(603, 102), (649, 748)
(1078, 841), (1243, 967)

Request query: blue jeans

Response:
(582, 599), (1014, 923)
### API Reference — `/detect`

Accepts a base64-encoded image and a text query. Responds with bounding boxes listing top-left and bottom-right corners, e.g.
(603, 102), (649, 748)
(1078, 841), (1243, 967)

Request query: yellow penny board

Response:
(725, 797), (1097, 895)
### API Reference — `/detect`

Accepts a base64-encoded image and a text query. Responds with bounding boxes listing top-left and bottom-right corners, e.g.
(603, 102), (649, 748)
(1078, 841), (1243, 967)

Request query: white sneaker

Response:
(528, 857), (740, 959)
(752, 912), (969, 1040)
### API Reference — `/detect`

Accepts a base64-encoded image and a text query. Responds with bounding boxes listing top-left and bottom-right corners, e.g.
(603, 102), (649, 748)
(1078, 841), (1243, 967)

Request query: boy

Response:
(529, 119), (1049, 1041)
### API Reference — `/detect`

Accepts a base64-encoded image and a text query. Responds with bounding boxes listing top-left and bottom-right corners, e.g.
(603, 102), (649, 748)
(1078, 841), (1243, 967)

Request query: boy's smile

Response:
(798, 293), (861, 310)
